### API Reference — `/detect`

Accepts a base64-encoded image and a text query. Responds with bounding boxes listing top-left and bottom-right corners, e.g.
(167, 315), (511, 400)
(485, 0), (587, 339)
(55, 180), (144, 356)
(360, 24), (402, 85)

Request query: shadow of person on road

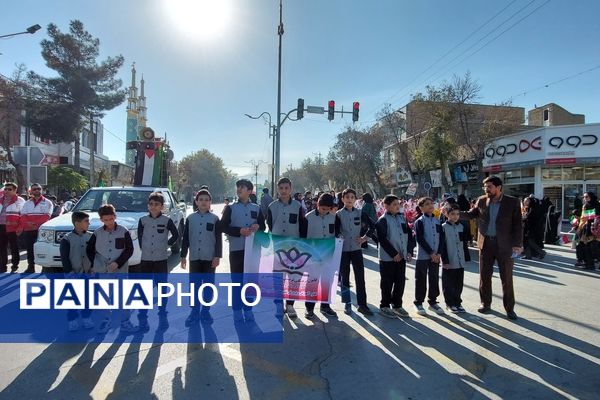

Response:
(171, 323), (238, 400)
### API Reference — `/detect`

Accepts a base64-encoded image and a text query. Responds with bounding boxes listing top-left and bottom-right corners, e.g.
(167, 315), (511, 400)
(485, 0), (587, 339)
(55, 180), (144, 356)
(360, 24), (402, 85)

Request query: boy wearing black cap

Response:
(303, 193), (339, 318)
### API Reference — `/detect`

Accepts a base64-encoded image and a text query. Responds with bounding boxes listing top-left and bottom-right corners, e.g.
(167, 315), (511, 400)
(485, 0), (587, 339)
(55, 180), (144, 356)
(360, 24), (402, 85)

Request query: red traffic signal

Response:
(328, 100), (335, 121)
(352, 101), (359, 122)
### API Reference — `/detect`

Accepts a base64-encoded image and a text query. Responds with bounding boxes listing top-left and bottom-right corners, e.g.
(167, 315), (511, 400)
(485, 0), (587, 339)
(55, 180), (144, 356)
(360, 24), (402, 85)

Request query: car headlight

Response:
(38, 229), (55, 243)
(129, 229), (138, 241)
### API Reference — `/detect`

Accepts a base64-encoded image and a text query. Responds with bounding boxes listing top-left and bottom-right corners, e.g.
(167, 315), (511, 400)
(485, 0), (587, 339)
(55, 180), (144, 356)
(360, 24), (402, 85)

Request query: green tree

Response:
(177, 149), (237, 201)
(24, 20), (126, 171)
(327, 127), (386, 193)
(47, 166), (88, 194)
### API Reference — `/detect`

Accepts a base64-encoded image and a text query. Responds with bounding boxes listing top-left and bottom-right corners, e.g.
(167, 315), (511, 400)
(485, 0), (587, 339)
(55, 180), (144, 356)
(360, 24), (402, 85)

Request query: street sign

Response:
(306, 106), (325, 114)
(406, 183), (418, 196)
(18, 165), (47, 186)
(12, 146), (45, 165)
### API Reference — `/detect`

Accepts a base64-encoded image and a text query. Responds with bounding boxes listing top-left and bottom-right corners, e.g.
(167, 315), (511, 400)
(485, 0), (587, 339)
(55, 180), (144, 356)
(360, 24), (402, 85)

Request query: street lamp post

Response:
(275, 0), (284, 187)
(0, 24), (41, 39)
(244, 112), (276, 194)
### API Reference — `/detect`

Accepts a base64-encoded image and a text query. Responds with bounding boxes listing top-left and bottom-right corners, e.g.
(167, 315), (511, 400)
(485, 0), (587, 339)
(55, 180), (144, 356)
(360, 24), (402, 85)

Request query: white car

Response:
(34, 186), (186, 269)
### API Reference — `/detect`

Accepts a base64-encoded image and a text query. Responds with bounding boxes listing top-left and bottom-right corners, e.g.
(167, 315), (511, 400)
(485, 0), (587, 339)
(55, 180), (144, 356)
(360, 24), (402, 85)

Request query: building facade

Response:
(380, 100), (525, 198)
(483, 123), (600, 219)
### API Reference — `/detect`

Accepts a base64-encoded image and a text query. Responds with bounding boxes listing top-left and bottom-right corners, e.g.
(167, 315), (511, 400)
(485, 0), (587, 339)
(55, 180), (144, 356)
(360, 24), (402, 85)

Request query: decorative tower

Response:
(125, 63), (139, 166)
(138, 74), (147, 130)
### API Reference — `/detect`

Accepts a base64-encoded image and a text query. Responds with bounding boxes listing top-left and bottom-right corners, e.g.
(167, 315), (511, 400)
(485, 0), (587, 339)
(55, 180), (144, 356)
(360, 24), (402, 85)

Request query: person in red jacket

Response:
(0, 182), (25, 273)
(19, 183), (53, 273)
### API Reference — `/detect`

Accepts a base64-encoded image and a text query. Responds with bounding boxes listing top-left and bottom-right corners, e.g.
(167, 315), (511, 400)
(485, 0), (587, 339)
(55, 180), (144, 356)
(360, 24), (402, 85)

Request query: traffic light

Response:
(328, 100), (335, 121)
(297, 98), (304, 120)
(352, 101), (360, 122)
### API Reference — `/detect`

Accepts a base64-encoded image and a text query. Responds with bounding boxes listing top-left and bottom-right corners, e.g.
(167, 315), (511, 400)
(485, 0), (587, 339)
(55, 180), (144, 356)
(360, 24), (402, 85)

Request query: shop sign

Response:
(452, 161), (479, 183)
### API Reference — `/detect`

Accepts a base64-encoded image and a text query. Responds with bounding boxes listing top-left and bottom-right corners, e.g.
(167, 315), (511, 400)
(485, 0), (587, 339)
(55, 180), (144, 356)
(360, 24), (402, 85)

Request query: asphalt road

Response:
(0, 204), (599, 399)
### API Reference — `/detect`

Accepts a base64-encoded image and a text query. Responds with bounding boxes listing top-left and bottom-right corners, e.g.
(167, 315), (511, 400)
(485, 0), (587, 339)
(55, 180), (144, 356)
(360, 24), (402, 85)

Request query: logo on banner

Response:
(548, 134), (597, 149)
(275, 247), (312, 275)
(485, 136), (542, 159)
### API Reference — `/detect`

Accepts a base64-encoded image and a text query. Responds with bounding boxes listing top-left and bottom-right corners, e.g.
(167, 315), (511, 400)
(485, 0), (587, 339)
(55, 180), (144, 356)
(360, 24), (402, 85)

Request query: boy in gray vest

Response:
(181, 189), (222, 326)
(375, 195), (415, 318)
(137, 191), (180, 330)
(267, 177), (307, 318)
(86, 204), (137, 334)
(221, 179), (266, 322)
(441, 203), (467, 313)
(303, 193), (339, 319)
(60, 211), (94, 331)
(413, 197), (445, 316)
(337, 188), (375, 316)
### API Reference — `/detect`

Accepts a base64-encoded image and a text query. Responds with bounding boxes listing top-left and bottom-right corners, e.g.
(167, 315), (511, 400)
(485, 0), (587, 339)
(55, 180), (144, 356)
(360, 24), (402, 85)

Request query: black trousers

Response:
(23, 230), (38, 271)
(138, 259), (169, 318)
(230, 250), (253, 311)
(340, 250), (367, 306)
(0, 225), (19, 272)
(442, 267), (464, 307)
(582, 240), (599, 268)
(189, 259), (215, 313)
(414, 259), (440, 305)
(379, 260), (406, 309)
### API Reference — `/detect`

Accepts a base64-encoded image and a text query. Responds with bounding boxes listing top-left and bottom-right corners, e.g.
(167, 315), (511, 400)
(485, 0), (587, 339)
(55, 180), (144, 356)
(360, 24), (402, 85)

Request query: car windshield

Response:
(73, 189), (153, 213)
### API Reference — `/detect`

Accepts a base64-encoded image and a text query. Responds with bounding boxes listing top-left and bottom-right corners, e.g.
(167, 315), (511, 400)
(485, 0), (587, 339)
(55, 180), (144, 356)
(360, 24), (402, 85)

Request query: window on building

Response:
(34, 135), (50, 144)
(563, 166), (584, 181)
(584, 166), (600, 181)
(543, 109), (550, 126)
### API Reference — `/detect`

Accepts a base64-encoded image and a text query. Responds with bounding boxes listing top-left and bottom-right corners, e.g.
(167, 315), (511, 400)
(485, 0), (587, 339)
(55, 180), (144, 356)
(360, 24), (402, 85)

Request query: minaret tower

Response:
(125, 63), (139, 166)
(138, 74), (147, 129)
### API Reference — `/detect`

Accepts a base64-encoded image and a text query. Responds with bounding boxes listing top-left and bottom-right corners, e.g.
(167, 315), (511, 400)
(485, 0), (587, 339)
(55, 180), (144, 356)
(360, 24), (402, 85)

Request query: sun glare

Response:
(165, 0), (233, 42)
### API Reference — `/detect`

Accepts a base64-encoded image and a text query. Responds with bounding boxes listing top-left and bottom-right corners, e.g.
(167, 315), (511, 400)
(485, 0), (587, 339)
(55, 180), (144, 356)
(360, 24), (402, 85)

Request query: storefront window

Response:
(585, 184), (600, 197)
(542, 168), (562, 180)
(521, 167), (535, 178)
(584, 166), (600, 181)
(561, 184), (583, 220)
(563, 166), (584, 180)
(503, 184), (534, 200)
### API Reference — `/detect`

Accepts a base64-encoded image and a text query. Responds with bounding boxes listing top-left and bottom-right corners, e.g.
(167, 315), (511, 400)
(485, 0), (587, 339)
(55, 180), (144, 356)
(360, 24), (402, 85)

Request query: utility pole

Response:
(275, 0), (283, 184)
(245, 160), (266, 189)
(88, 113), (95, 187)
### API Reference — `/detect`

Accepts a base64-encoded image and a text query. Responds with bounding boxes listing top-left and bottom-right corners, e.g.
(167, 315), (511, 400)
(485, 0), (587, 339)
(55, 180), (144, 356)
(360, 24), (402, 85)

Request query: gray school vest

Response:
(305, 209), (336, 239)
(416, 215), (441, 260)
(269, 199), (302, 237)
(378, 213), (409, 262)
(337, 207), (362, 252)
(92, 224), (130, 273)
(443, 222), (466, 269)
(64, 230), (92, 273)
(228, 201), (261, 252)
(140, 214), (172, 261)
(187, 211), (219, 261)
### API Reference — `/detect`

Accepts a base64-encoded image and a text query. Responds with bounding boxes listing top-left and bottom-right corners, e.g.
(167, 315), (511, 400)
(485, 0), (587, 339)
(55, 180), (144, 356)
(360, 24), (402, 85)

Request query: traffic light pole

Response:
(275, 0), (283, 190)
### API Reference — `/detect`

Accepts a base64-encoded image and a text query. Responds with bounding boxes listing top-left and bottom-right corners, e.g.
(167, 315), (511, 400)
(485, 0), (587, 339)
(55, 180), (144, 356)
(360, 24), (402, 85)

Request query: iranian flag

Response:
(583, 208), (596, 220)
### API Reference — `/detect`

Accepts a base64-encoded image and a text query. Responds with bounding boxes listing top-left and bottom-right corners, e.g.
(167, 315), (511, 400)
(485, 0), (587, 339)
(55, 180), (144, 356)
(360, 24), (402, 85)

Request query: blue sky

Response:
(1, 0), (599, 180)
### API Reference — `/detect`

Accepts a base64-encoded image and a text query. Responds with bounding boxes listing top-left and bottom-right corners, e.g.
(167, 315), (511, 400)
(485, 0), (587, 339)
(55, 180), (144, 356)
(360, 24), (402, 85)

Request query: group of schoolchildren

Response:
(59, 177), (470, 334)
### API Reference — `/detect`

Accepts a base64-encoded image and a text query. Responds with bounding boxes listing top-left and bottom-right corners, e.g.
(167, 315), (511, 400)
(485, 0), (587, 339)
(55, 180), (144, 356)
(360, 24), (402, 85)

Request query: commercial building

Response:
(483, 122), (600, 219)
